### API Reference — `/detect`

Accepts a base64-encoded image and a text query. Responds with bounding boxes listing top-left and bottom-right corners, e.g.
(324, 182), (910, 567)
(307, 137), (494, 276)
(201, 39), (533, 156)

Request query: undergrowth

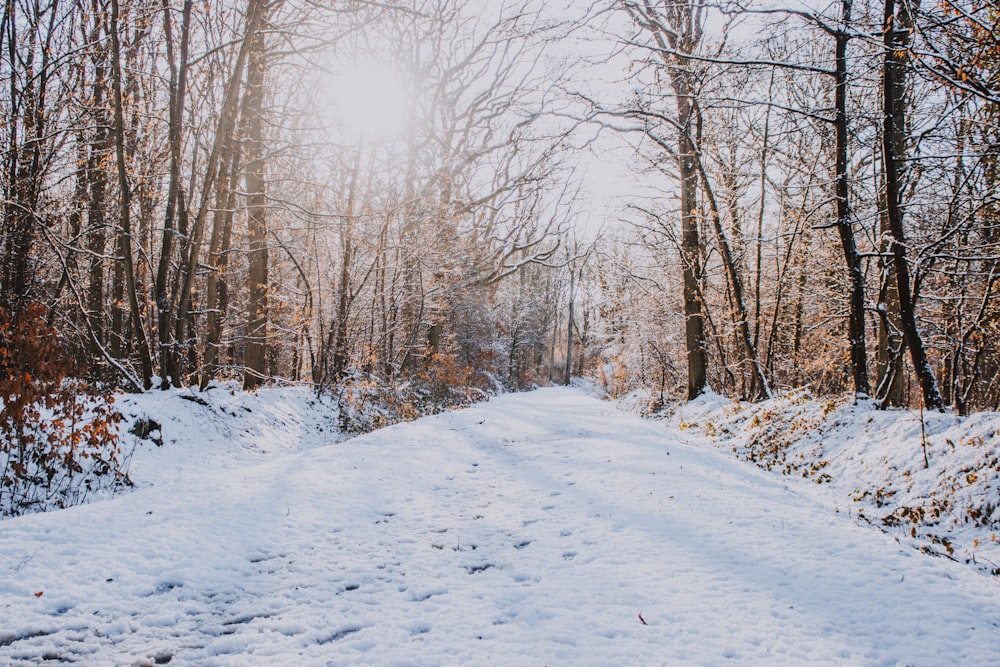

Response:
(334, 352), (490, 433)
(0, 304), (128, 517)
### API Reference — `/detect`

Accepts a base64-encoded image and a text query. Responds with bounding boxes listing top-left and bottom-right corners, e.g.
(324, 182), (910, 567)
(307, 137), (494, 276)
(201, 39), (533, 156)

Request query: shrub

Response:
(0, 304), (128, 516)
(335, 374), (413, 434)
(334, 352), (489, 434)
(410, 352), (487, 413)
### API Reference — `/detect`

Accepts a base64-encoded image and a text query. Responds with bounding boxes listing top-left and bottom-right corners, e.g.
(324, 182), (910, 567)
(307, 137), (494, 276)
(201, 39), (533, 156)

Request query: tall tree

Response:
(108, 0), (153, 388)
(881, 0), (944, 410)
(832, 0), (872, 400)
(622, 0), (709, 400)
(155, 0), (193, 388)
(242, 16), (270, 390)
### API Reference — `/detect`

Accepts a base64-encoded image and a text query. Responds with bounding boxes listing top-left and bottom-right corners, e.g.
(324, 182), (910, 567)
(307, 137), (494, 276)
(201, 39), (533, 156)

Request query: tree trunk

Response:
(156, 0), (192, 388)
(833, 0), (871, 400)
(109, 0), (152, 388)
(85, 41), (111, 363)
(875, 0), (907, 408)
(200, 142), (241, 389)
(881, 0), (944, 410)
(564, 264), (575, 386)
(676, 81), (709, 399)
(753, 71), (775, 357)
(875, 218), (906, 405)
(243, 22), (269, 390)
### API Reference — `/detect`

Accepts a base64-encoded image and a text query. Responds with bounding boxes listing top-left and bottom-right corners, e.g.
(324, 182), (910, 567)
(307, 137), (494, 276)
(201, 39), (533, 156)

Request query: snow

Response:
(2, 386), (1000, 665)
(666, 388), (1000, 576)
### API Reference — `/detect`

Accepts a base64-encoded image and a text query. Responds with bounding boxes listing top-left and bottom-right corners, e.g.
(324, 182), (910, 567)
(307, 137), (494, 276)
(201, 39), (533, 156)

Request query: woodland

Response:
(6, 3), (1000, 657)
(2, 0), (1000, 445)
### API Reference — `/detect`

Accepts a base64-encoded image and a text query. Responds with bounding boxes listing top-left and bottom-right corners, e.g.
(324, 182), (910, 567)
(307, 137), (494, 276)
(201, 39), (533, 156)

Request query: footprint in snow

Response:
(316, 626), (363, 644)
(466, 563), (494, 574)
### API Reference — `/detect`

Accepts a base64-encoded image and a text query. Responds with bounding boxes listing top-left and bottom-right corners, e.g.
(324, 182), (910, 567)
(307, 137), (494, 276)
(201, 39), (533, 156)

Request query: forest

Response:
(2, 0), (999, 420)
(5, 3), (1000, 661)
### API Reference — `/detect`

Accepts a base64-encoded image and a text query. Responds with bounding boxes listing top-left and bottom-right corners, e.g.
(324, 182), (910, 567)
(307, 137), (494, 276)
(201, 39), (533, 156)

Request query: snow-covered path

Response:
(2, 388), (1000, 666)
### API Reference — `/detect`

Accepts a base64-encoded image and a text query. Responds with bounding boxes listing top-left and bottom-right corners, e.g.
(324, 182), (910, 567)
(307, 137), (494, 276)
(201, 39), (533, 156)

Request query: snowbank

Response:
(657, 389), (1000, 576)
(115, 382), (344, 487)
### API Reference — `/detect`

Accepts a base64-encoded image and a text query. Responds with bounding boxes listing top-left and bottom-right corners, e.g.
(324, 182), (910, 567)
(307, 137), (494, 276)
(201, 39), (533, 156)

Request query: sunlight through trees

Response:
(0, 0), (998, 415)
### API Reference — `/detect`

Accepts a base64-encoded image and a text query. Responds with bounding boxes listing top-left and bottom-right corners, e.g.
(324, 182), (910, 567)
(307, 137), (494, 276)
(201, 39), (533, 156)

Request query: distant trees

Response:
(298, 0), (572, 402)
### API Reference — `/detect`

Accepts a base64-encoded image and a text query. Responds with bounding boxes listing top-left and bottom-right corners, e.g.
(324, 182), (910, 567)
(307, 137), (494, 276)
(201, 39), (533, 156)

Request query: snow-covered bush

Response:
(0, 304), (128, 516)
(334, 352), (490, 433)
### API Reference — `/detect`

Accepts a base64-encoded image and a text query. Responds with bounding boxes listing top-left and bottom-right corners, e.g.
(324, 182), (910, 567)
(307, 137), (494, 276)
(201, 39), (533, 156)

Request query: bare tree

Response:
(109, 0), (153, 387)
(621, 0), (709, 400)
(880, 0), (943, 409)
(155, 0), (193, 388)
(832, 0), (872, 400)
(242, 13), (271, 390)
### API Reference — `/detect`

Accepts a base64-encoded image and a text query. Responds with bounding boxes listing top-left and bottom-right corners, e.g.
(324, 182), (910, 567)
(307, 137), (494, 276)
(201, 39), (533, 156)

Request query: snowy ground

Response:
(2, 387), (1000, 665)
(661, 389), (1000, 576)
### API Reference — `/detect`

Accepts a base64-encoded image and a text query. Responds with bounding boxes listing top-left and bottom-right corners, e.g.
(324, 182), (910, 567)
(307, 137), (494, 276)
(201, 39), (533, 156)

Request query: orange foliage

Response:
(412, 352), (487, 409)
(0, 304), (126, 516)
(597, 356), (631, 399)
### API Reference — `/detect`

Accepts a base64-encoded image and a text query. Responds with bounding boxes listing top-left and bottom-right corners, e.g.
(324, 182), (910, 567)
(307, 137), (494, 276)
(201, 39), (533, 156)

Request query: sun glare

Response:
(329, 62), (411, 141)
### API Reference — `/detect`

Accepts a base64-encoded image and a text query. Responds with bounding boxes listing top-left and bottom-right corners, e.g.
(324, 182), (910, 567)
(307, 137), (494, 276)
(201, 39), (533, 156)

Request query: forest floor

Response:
(1, 386), (1000, 665)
